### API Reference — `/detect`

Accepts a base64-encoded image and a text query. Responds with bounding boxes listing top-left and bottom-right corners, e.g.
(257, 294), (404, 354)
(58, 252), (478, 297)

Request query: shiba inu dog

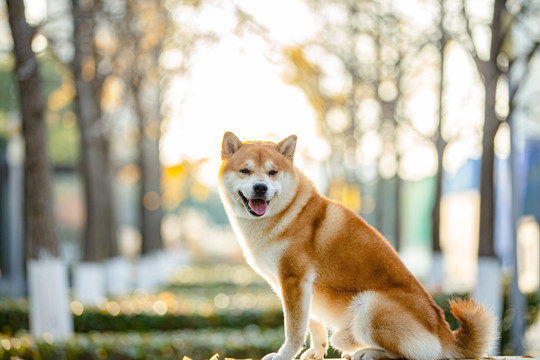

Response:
(218, 132), (497, 360)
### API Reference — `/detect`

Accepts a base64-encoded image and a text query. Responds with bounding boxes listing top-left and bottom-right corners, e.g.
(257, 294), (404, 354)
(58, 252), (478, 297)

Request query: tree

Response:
(6, 0), (56, 259)
(446, 0), (510, 257)
(127, 0), (165, 255)
(505, 2), (540, 354)
(429, 0), (449, 287)
(72, 0), (117, 263)
(6, 0), (72, 338)
(473, 0), (507, 259)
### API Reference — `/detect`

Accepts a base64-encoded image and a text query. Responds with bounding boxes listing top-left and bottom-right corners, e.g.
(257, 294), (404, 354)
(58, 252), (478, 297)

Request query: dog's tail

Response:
(446, 298), (498, 359)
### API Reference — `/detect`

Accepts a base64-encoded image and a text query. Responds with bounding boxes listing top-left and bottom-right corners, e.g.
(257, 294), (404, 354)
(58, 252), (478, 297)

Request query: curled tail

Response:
(447, 298), (498, 358)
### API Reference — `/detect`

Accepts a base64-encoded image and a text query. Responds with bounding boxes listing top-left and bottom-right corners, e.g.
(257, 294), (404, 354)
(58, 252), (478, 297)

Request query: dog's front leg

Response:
(262, 272), (314, 360)
(300, 317), (328, 360)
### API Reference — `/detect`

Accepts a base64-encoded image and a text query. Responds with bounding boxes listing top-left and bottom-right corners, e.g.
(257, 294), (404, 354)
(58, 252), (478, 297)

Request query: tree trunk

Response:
(478, 74), (499, 258)
(477, 0), (505, 258)
(472, 2), (505, 347)
(129, 0), (164, 255)
(6, 0), (73, 339)
(432, 138), (444, 253)
(135, 76), (163, 254)
(432, 0), (447, 255)
(138, 106), (163, 255)
(6, 0), (57, 259)
(72, 0), (117, 261)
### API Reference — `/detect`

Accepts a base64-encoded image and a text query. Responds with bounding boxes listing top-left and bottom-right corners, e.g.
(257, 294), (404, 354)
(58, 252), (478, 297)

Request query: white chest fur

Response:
(232, 219), (288, 289)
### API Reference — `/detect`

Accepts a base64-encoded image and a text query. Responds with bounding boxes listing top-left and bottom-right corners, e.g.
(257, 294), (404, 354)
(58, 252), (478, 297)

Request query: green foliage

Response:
(0, 327), (285, 360)
(73, 309), (284, 333)
(0, 307), (27, 336)
(431, 292), (470, 331)
(0, 51), (79, 165)
(500, 288), (540, 355)
(0, 305), (283, 335)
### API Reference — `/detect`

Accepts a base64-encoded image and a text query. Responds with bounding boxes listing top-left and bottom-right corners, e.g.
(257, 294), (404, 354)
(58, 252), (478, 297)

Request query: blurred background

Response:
(0, 0), (539, 358)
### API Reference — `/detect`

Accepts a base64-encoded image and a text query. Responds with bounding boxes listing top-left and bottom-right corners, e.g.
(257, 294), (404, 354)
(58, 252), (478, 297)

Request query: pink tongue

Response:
(249, 199), (268, 215)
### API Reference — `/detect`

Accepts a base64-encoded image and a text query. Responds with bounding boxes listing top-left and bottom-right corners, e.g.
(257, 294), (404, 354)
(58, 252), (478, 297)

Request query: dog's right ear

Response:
(221, 132), (243, 160)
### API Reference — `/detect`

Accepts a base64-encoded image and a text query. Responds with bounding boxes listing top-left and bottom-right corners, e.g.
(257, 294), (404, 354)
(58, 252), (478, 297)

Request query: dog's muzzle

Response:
(239, 183), (271, 217)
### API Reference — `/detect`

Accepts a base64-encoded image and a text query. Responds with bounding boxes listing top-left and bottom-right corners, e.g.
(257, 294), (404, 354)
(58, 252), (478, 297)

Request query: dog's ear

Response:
(277, 135), (297, 160)
(222, 132), (243, 159)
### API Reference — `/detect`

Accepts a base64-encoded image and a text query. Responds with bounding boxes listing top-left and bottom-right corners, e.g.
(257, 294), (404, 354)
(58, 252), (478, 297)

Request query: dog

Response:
(218, 132), (497, 360)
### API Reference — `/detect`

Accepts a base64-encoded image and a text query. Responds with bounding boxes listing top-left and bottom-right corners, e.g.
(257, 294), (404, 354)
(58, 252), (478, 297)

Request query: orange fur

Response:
(218, 132), (498, 360)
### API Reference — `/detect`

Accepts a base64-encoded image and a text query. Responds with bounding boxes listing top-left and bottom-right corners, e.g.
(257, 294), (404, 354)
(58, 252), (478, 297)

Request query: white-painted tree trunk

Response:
(105, 256), (133, 297)
(136, 250), (185, 291)
(472, 256), (503, 355)
(136, 252), (161, 291)
(28, 257), (73, 340)
(73, 262), (105, 306)
(425, 251), (445, 292)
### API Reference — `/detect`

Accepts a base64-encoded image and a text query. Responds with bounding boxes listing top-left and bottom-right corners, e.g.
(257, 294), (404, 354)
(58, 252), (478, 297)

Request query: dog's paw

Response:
(262, 353), (281, 360)
(300, 347), (326, 360)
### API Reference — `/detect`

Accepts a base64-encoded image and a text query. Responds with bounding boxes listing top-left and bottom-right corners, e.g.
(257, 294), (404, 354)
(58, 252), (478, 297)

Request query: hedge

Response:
(0, 308), (284, 335)
(0, 327), (285, 360)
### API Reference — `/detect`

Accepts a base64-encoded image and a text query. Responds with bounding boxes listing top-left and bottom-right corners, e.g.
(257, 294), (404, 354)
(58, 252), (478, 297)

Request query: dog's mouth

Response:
(239, 191), (270, 217)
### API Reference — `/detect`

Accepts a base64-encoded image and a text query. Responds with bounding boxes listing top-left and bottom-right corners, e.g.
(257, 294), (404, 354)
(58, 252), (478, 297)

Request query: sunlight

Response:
(518, 216), (540, 293)
(441, 191), (481, 293)
(160, 6), (321, 186)
(23, 0), (46, 26)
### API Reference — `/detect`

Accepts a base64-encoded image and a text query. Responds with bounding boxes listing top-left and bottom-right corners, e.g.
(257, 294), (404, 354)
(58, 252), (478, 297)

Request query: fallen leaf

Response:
(183, 357), (193, 360)
(522, 356), (535, 358)
(209, 354), (219, 360)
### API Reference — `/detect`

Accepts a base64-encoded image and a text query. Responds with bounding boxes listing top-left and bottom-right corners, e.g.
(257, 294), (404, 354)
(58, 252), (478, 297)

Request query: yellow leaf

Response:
(209, 354), (219, 360)
(183, 357), (193, 360)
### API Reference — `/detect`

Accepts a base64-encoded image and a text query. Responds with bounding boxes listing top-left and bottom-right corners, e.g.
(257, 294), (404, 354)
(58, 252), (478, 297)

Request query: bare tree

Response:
(432, 0), (449, 256)
(72, 0), (117, 262)
(127, 0), (165, 255)
(447, 0), (510, 258)
(6, 0), (73, 338)
(475, 0), (507, 259)
(6, 0), (57, 259)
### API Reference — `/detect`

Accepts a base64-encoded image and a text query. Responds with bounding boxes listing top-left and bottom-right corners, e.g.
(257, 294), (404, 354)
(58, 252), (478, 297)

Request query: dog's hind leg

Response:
(350, 291), (444, 360)
(330, 328), (363, 359)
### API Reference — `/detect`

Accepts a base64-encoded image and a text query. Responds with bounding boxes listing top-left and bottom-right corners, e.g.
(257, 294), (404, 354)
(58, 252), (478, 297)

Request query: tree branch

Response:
(461, 0), (486, 78)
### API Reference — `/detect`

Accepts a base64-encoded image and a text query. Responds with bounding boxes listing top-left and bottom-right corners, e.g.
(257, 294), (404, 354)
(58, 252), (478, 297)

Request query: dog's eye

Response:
(269, 170), (277, 176)
(240, 168), (251, 174)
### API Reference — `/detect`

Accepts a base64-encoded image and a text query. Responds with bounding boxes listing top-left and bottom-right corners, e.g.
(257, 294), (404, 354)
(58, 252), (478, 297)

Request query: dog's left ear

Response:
(277, 135), (297, 160)
(222, 132), (243, 160)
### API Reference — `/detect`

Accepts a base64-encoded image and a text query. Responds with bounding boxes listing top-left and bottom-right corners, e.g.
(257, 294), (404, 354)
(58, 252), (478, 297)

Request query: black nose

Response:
(253, 183), (268, 196)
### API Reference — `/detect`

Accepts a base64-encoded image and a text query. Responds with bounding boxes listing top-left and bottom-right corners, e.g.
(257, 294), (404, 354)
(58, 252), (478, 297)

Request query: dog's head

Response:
(218, 132), (298, 219)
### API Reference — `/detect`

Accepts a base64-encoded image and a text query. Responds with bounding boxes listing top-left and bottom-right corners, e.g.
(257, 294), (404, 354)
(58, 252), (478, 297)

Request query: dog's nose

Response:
(253, 183), (268, 196)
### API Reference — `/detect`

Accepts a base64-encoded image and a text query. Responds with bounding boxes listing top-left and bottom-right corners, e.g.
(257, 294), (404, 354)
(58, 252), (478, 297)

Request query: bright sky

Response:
(17, 0), (500, 188)
(159, 0), (492, 187)
(160, 0), (325, 186)
(160, 40), (323, 185)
